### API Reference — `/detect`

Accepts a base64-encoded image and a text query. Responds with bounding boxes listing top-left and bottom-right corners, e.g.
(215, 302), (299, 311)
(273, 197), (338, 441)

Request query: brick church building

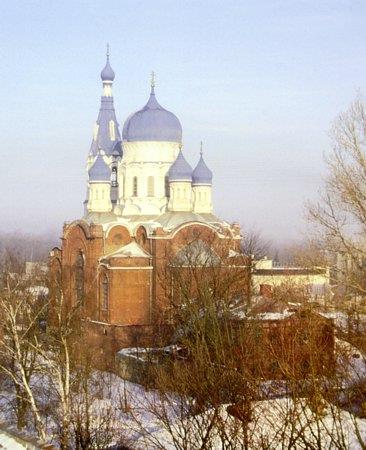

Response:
(49, 51), (244, 359)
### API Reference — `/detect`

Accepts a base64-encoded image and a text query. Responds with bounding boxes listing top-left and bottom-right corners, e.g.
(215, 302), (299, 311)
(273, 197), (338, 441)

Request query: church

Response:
(49, 51), (244, 357)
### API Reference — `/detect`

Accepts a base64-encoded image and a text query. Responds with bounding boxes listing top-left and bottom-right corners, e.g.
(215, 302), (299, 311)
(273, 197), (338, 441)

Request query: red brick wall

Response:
(49, 220), (245, 351)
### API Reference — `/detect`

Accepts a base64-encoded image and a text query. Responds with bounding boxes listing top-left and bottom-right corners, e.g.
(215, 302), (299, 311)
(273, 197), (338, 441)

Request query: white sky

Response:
(1, 0), (366, 243)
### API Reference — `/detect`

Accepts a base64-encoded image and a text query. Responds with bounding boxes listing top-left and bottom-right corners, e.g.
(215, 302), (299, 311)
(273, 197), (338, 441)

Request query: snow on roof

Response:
(117, 345), (182, 362)
(104, 241), (151, 259)
(320, 311), (349, 331)
(26, 285), (49, 296)
(228, 249), (241, 258)
(254, 311), (294, 321)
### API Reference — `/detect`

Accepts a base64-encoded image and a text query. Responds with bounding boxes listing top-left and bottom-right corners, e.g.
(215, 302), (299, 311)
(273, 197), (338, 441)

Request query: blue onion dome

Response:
(100, 53), (115, 82)
(192, 154), (213, 185)
(122, 84), (182, 143)
(168, 149), (193, 182)
(88, 154), (111, 182)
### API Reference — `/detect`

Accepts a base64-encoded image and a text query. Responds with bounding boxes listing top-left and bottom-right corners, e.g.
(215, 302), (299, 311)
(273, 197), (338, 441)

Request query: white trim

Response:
(132, 223), (148, 237)
(169, 178), (192, 182)
(86, 319), (151, 328)
(105, 223), (132, 238)
(89, 180), (111, 184)
(148, 232), (231, 240)
(166, 221), (222, 238)
(100, 264), (153, 270)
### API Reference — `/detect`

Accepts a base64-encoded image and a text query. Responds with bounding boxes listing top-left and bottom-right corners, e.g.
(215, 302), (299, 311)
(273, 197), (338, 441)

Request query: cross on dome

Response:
(151, 71), (156, 93)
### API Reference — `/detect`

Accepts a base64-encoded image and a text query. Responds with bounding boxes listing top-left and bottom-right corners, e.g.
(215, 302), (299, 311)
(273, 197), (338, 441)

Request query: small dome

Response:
(168, 150), (192, 182)
(192, 154), (212, 185)
(111, 141), (123, 157)
(122, 88), (182, 143)
(89, 155), (111, 182)
(100, 56), (115, 82)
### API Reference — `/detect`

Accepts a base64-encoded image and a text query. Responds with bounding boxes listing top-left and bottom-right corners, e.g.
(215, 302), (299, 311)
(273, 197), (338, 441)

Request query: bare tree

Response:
(308, 98), (366, 302)
(127, 228), (366, 449)
(0, 248), (124, 449)
(241, 228), (272, 307)
(0, 260), (48, 440)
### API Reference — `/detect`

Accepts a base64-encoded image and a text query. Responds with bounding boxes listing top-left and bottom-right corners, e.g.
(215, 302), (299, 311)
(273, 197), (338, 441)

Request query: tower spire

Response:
(90, 47), (121, 157)
(150, 71), (156, 94)
(200, 141), (203, 156)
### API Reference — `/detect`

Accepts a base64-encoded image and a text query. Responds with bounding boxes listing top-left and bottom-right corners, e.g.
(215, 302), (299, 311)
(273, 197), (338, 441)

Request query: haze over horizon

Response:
(1, 0), (366, 244)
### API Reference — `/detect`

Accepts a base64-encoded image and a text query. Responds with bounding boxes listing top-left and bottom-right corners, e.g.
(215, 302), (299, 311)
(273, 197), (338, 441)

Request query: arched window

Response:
(132, 176), (138, 197)
(111, 166), (118, 187)
(136, 226), (147, 247)
(93, 123), (99, 141)
(147, 176), (154, 197)
(101, 274), (109, 310)
(109, 120), (116, 141)
(165, 176), (170, 198)
(75, 252), (85, 305)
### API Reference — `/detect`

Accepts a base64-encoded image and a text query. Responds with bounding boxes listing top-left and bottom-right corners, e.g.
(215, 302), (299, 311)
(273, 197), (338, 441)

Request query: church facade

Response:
(49, 52), (243, 358)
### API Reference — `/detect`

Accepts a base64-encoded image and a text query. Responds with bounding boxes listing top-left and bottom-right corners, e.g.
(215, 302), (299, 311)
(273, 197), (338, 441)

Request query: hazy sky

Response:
(1, 0), (366, 244)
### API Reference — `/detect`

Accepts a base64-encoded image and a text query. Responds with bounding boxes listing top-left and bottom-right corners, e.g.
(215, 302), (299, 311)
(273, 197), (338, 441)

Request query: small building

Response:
(252, 258), (330, 301)
(242, 309), (335, 380)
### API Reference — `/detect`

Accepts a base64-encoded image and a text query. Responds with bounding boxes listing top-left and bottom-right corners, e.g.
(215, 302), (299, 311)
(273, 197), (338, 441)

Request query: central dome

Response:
(122, 87), (182, 143)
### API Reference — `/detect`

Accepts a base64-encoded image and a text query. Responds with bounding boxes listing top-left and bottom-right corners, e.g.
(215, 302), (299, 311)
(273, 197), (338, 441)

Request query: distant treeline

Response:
(0, 231), (59, 265)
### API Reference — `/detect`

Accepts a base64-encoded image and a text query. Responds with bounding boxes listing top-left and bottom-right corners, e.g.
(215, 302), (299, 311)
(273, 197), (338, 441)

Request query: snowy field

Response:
(1, 337), (366, 449)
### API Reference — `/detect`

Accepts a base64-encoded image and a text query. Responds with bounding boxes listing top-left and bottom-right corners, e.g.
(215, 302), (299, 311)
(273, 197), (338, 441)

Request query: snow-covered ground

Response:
(82, 369), (366, 449)
(131, 397), (366, 449)
(0, 431), (32, 450)
(1, 336), (366, 449)
(336, 338), (366, 386)
(99, 375), (366, 449)
(1, 370), (366, 449)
